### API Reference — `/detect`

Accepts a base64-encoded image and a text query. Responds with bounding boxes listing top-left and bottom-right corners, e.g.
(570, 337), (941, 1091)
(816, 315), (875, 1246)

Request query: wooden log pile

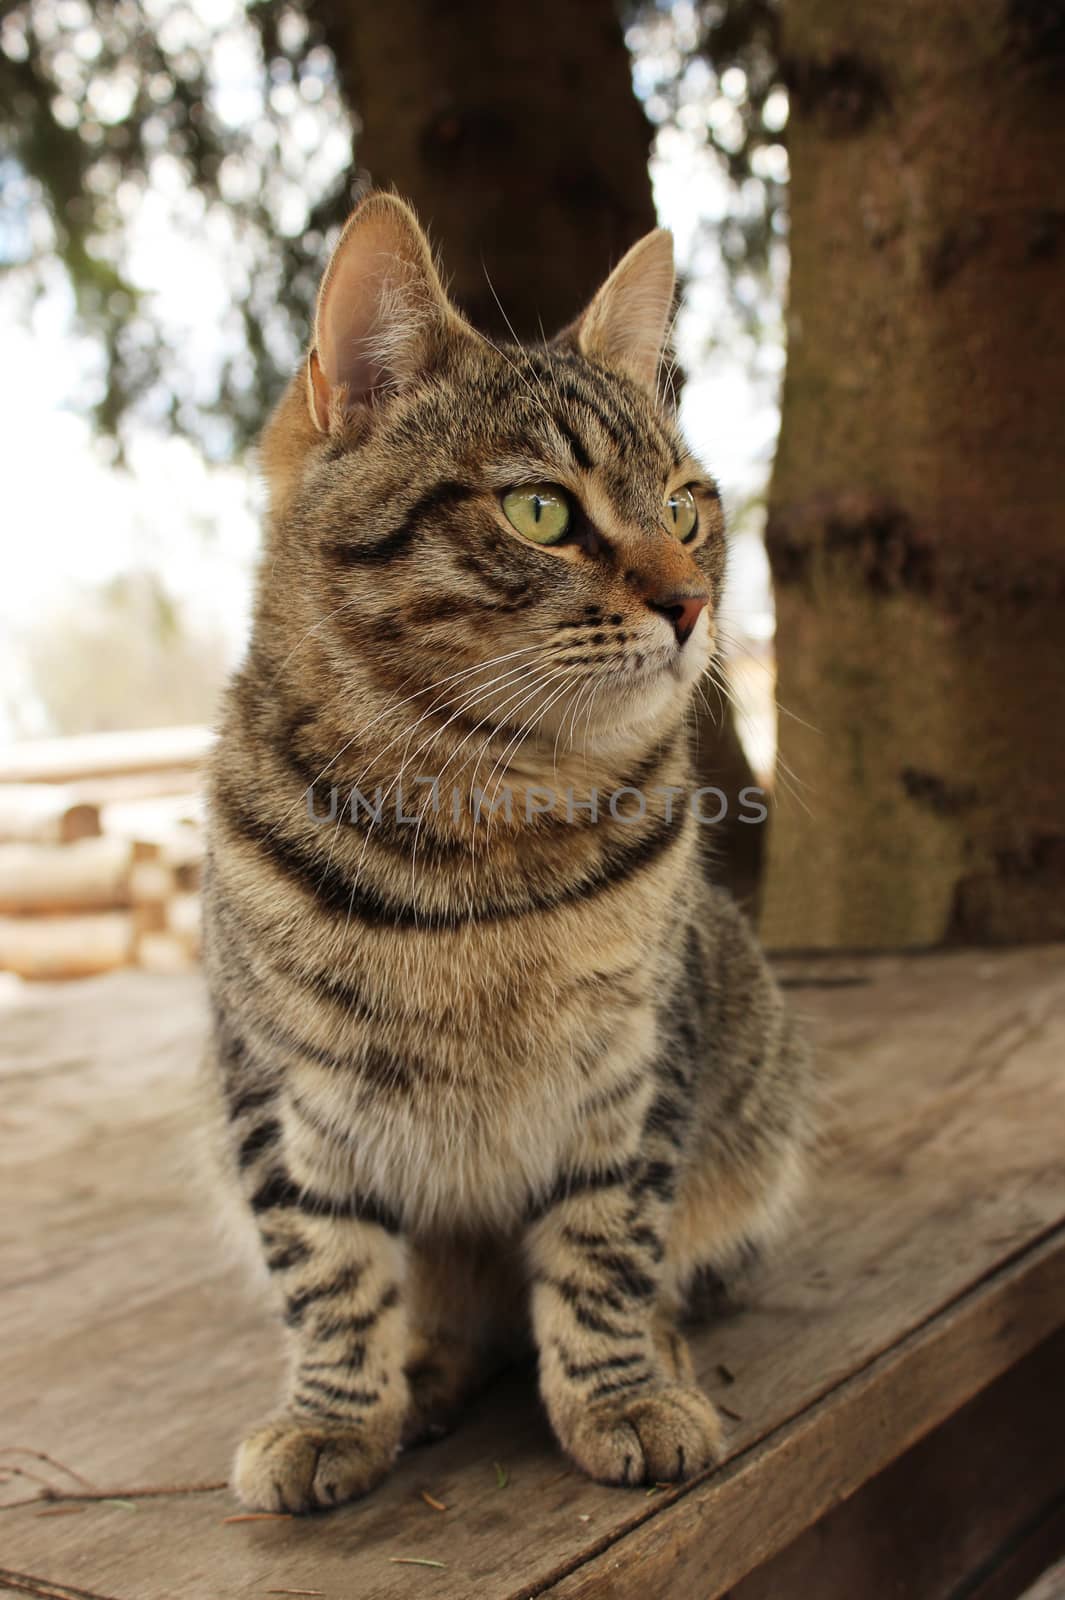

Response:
(0, 727), (211, 981)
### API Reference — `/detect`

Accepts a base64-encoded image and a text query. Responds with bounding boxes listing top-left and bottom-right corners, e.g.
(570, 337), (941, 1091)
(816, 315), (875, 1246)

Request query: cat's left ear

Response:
(563, 229), (676, 392)
(307, 192), (467, 431)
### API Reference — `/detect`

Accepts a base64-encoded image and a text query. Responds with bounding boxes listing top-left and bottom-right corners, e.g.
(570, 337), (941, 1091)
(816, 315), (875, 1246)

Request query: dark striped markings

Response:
(314, 1285), (400, 1342)
(558, 1347), (648, 1383)
(251, 1167), (401, 1235)
(295, 1375), (380, 1409)
(275, 720), (685, 857)
(524, 1159), (637, 1226)
(323, 480), (473, 567)
(237, 1117), (282, 1170)
(265, 1237), (313, 1273)
(283, 1262), (366, 1328)
(218, 781), (689, 933)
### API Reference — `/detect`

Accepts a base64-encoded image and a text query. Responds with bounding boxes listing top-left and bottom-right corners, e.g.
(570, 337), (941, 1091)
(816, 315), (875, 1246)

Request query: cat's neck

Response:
(236, 664), (694, 855)
(290, 695), (688, 834)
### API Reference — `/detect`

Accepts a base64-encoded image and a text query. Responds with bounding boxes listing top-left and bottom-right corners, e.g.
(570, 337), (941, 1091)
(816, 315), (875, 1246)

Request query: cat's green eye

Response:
(663, 486), (698, 543)
(502, 485), (571, 545)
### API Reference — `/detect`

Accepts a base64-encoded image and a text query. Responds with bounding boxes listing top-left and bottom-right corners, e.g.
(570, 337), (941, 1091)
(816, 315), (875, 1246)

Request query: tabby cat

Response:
(203, 193), (813, 1513)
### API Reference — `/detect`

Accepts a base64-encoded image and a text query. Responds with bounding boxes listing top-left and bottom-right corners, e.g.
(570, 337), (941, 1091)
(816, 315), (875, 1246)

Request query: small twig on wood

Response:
(1, 1479), (228, 1512)
(2, 1465), (59, 1493)
(222, 1512), (293, 1524)
(538, 1467), (572, 1489)
(265, 1590), (326, 1596)
(0, 1565), (126, 1600)
(718, 1404), (744, 1423)
(419, 1490), (447, 1513)
(0, 1449), (98, 1491)
(389, 1558), (447, 1569)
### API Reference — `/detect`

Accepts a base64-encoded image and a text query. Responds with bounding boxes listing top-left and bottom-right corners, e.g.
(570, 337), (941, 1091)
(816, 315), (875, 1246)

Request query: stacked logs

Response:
(0, 728), (211, 981)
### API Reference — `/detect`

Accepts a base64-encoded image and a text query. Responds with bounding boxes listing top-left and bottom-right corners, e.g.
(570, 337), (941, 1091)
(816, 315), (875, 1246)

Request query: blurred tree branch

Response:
(0, 0), (788, 456)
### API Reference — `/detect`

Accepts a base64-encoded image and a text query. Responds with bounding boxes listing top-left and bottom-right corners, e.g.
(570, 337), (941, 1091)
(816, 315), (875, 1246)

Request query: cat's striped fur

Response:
(204, 194), (813, 1511)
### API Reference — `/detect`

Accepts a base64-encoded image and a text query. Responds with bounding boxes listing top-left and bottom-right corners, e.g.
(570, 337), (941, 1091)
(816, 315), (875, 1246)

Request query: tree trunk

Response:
(319, 0), (657, 338)
(318, 0), (763, 906)
(761, 1), (1065, 949)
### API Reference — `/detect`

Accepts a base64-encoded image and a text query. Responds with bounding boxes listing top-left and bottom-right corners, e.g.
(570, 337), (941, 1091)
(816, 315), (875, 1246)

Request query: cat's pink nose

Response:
(646, 591), (709, 646)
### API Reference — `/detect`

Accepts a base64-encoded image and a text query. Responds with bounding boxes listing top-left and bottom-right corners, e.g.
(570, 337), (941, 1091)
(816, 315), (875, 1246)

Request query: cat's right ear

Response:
(559, 229), (676, 393)
(307, 194), (463, 432)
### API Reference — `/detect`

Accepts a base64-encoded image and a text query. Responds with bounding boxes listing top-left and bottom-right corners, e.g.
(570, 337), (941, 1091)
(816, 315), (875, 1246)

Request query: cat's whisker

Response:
(343, 648), (585, 915)
(476, 664), (586, 818)
(316, 640), (566, 800)
(440, 663), (571, 838)
(654, 299), (686, 413)
(715, 620), (824, 738)
(427, 676), (563, 868)
(270, 595), (361, 682)
(557, 671), (600, 770)
(473, 670), (584, 857)
(552, 673), (589, 775)
(703, 660), (814, 819)
(695, 670), (728, 732)
(359, 648), (577, 798)
(404, 661), (579, 893)
(262, 642), (561, 844)
(533, 327), (570, 421)
(342, 656), (559, 877)
(479, 266), (557, 429)
(447, 659), (576, 803)
(317, 654), (556, 904)
(579, 676), (609, 770)
(404, 659), (574, 879)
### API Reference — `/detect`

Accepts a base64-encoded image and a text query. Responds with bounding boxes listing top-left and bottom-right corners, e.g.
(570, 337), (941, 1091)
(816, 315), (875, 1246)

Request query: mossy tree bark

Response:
(318, 0), (763, 906)
(761, 0), (1065, 949)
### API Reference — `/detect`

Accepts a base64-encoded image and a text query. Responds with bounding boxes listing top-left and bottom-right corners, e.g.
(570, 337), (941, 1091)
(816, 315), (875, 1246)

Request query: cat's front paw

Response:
(559, 1382), (724, 1486)
(232, 1414), (400, 1512)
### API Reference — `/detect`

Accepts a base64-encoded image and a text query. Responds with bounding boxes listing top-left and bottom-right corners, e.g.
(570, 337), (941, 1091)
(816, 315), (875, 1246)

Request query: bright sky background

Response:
(0, 0), (784, 745)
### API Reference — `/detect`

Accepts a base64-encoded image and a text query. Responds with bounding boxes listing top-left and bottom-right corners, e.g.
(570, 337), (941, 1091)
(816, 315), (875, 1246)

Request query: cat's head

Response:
(258, 192), (725, 763)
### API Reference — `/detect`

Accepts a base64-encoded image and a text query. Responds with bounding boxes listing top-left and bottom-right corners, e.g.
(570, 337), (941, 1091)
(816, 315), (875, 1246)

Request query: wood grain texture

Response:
(1, 945), (1063, 1599)
(729, 1329), (1065, 1600)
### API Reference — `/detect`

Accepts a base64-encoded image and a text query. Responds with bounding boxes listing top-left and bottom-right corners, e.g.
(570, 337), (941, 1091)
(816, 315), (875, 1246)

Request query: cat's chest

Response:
(357, 1037), (653, 1233)
(301, 940), (658, 1232)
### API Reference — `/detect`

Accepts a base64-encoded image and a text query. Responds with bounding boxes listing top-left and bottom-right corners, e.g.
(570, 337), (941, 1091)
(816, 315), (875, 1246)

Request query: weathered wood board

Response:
(1, 946), (1064, 1599)
(729, 1329), (1065, 1600)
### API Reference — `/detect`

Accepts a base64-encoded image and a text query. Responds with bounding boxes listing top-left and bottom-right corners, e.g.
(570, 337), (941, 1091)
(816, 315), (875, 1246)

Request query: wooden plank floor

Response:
(2, 946), (1064, 1600)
